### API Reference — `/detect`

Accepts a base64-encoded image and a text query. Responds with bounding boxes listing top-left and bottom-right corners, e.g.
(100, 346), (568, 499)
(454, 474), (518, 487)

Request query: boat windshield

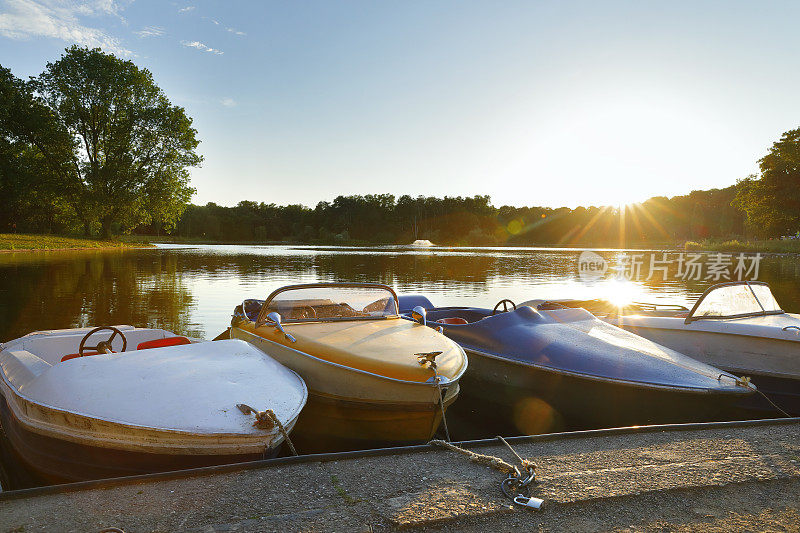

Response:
(262, 284), (399, 322)
(687, 282), (783, 321)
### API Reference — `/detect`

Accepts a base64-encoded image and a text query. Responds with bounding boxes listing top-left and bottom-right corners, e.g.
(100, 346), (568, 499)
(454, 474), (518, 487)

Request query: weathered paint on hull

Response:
(0, 395), (277, 487)
(289, 388), (458, 453)
(460, 348), (752, 435)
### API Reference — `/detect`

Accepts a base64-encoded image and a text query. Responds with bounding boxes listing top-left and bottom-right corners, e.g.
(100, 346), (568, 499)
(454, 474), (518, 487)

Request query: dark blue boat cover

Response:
(398, 295), (745, 392)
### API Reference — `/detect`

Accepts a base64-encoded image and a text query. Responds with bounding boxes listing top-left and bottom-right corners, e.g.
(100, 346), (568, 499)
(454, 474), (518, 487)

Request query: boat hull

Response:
(453, 348), (752, 437)
(288, 388), (458, 453)
(610, 323), (800, 417)
(0, 394), (279, 487)
(231, 327), (461, 451)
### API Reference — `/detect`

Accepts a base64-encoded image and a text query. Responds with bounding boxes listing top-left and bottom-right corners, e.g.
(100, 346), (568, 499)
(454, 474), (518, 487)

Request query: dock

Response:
(1, 418), (798, 532)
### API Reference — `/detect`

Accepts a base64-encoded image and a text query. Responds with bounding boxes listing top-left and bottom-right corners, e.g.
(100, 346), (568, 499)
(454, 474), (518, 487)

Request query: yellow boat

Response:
(230, 283), (467, 451)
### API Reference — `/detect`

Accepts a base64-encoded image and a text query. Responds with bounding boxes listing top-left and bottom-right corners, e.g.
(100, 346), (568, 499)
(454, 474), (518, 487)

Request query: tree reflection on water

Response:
(0, 245), (797, 343)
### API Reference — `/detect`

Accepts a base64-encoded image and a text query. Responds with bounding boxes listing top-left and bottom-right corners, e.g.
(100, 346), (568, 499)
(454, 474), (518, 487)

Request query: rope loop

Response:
(237, 403), (298, 456)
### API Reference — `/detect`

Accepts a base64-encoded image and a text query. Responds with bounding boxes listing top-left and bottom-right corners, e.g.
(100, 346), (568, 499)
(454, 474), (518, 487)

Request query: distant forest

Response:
(3, 46), (798, 246)
(132, 186), (746, 247)
(144, 124), (800, 246)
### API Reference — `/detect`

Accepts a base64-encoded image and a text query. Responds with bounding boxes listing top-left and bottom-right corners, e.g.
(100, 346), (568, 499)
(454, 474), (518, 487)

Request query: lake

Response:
(2, 243), (798, 342)
(1, 244), (798, 488)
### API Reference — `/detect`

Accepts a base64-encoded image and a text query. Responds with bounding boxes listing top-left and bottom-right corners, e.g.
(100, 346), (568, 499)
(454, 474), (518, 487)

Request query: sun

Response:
(616, 199), (641, 211)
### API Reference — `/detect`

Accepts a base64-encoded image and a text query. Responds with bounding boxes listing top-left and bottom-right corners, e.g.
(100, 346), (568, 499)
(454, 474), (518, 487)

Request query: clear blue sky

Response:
(2, 1), (799, 208)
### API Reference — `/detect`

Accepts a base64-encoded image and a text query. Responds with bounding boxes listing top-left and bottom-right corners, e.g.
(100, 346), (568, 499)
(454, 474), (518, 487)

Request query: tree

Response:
(34, 46), (200, 237)
(733, 128), (800, 238)
(0, 65), (79, 233)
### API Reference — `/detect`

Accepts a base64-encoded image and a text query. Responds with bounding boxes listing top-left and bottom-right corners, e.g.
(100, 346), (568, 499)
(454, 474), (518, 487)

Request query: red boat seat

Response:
(137, 336), (191, 350)
(438, 317), (468, 325)
(61, 351), (100, 362)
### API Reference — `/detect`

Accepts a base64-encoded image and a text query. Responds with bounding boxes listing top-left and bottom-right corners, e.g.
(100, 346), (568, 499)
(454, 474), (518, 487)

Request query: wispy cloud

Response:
(0, 0), (132, 55)
(220, 97), (236, 107)
(134, 25), (164, 38)
(178, 5), (194, 13)
(226, 27), (245, 36)
(181, 39), (222, 55)
(75, 0), (123, 19)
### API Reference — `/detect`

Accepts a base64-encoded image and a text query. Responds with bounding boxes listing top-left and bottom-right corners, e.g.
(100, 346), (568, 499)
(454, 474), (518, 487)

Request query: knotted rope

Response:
(428, 439), (532, 476)
(237, 404), (298, 456)
(429, 437), (540, 508)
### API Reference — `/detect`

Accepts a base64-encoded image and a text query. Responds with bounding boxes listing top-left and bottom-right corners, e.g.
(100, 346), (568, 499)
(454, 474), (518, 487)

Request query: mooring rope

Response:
(429, 437), (541, 508)
(416, 351), (452, 442)
(428, 439), (525, 476)
(237, 404), (298, 456)
(432, 368), (451, 442)
(735, 376), (792, 418)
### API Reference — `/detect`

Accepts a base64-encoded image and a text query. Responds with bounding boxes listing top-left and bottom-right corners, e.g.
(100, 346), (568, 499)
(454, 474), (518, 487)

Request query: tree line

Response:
(1, 47), (798, 245)
(143, 186), (745, 246)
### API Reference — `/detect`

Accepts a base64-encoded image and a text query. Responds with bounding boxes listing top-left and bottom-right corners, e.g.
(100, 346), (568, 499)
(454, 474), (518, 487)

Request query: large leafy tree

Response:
(34, 46), (200, 237)
(733, 128), (800, 237)
(0, 65), (76, 232)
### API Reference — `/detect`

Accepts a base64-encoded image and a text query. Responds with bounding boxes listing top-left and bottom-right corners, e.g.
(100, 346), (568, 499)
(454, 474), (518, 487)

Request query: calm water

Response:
(2, 244), (799, 488)
(1, 244), (799, 342)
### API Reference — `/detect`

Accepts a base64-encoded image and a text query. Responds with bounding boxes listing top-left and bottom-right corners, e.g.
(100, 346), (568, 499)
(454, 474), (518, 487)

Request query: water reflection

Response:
(0, 244), (797, 344)
(1, 244), (798, 489)
(0, 250), (200, 341)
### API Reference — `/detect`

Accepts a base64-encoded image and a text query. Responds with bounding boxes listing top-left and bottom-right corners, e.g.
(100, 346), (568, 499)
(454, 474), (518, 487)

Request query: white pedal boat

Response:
(0, 325), (307, 484)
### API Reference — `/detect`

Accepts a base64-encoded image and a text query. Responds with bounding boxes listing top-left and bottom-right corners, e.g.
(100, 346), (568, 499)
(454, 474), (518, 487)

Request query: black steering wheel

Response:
(492, 299), (517, 315)
(79, 326), (127, 356)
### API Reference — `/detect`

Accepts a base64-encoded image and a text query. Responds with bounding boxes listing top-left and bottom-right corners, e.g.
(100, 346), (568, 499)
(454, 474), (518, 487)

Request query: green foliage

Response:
(30, 46), (199, 237)
(733, 128), (800, 237)
(1, 48), (199, 237)
(0, 65), (76, 233)
(154, 188), (746, 247)
(165, 195), (503, 245)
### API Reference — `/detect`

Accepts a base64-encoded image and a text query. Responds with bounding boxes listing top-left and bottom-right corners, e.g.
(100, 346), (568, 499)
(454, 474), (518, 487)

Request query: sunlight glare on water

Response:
(0, 244), (795, 342)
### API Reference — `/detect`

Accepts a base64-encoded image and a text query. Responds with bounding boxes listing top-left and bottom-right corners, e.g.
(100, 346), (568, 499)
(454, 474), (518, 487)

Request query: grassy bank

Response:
(0, 233), (153, 251)
(122, 234), (292, 246)
(684, 239), (800, 254)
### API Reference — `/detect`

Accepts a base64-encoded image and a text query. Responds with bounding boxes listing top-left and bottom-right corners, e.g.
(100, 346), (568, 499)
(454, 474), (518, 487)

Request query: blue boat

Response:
(542, 281), (800, 417)
(399, 296), (754, 433)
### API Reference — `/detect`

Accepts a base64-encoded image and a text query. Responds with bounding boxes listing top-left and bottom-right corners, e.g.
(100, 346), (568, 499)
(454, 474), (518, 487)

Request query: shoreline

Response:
(0, 246), (154, 254)
(3, 232), (798, 255)
(149, 240), (800, 255)
(0, 233), (155, 253)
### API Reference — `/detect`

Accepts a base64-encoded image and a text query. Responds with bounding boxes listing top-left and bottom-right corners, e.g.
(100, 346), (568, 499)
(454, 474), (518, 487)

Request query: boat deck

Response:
(1, 418), (798, 532)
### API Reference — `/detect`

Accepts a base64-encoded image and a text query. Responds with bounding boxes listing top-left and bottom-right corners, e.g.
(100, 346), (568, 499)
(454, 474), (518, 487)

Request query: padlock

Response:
(513, 495), (544, 509)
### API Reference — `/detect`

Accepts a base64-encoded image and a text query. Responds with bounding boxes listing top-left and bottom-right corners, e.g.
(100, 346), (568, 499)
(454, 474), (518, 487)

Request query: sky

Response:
(1, 1), (799, 209)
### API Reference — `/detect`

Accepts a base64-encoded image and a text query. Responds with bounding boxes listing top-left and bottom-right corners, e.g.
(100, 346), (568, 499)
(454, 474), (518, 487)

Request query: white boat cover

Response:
(9, 339), (307, 434)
